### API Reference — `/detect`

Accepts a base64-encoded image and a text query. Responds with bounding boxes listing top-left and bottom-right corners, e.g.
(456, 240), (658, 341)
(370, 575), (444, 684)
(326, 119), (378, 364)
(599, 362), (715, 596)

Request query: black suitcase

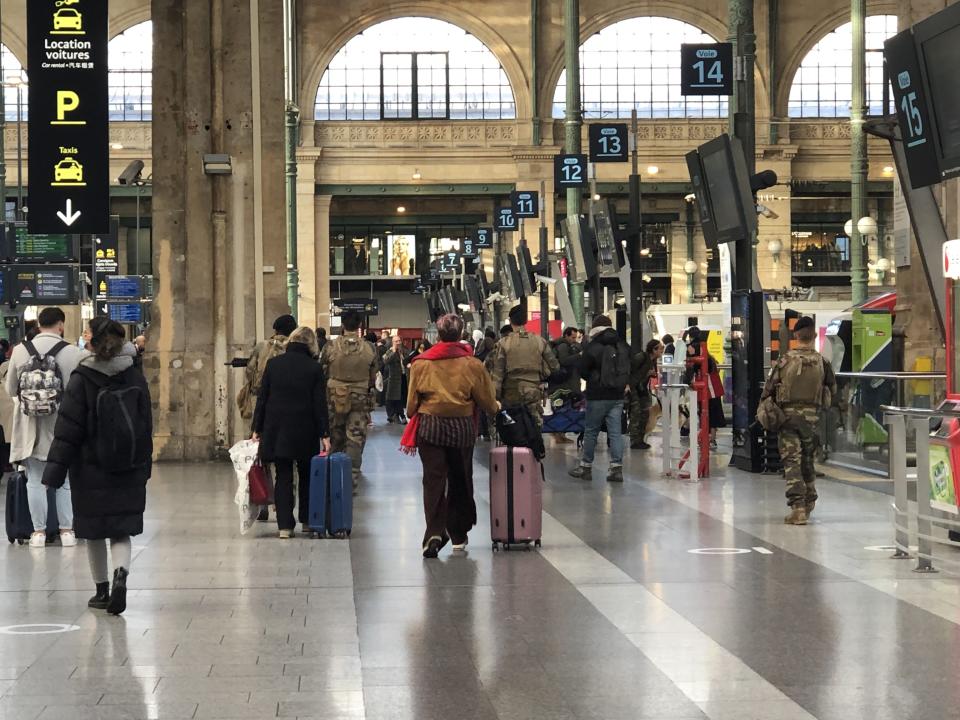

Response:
(5, 471), (33, 544)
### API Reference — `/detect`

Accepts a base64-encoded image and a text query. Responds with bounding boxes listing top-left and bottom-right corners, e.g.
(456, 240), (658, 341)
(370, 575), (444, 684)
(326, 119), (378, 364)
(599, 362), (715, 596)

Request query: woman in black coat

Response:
(252, 327), (330, 538)
(43, 318), (153, 616)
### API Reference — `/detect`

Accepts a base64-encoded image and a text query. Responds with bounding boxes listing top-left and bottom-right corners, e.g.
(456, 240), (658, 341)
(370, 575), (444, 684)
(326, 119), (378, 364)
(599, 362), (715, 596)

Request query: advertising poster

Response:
(930, 444), (958, 514)
(387, 235), (416, 277)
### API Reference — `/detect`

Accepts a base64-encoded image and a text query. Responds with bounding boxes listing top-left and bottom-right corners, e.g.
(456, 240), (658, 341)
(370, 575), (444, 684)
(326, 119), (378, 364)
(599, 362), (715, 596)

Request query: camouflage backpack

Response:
(776, 350), (830, 407)
(237, 336), (287, 419)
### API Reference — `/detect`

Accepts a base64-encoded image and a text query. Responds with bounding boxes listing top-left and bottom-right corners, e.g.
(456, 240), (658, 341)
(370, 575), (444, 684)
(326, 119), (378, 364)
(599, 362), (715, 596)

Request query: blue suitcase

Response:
(308, 453), (353, 538)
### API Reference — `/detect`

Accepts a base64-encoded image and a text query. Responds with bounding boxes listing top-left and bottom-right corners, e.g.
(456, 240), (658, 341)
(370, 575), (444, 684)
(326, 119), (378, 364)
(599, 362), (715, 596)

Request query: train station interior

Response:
(1, 1), (959, 718)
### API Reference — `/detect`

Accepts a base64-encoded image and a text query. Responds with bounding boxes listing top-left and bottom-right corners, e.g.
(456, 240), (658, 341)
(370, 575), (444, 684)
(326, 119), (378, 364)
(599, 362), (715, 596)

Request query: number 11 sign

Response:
(681, 43), (733, 96)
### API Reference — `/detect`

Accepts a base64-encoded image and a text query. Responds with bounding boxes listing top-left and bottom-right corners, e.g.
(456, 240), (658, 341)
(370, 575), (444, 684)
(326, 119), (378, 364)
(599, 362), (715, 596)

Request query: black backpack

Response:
(495, 406), (546, 460)
(598, 341), (631, 391)
(77, 367), (151, 473)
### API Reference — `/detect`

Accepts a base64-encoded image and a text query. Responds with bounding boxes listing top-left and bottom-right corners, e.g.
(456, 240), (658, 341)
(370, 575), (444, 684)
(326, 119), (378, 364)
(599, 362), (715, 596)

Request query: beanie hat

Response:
(794, 316), (815, 333)
(273, 314), (297, 338)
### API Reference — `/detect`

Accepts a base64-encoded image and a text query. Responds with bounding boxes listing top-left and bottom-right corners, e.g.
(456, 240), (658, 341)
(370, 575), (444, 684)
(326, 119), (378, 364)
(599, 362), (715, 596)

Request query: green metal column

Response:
(531, 0), (541, 147)
(686, 203), (696, 302)
(283, 0), (300, 317)
(564, 0), (584, 329)
(729, 0), (758, 291)
(0, 7), (7, 218)
(850, 0), (869, 305)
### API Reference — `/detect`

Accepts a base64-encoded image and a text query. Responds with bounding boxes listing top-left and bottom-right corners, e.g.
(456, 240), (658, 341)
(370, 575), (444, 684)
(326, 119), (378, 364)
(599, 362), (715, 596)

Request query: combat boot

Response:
(784, 506), (808, 525)
(805, 501), (816, 518)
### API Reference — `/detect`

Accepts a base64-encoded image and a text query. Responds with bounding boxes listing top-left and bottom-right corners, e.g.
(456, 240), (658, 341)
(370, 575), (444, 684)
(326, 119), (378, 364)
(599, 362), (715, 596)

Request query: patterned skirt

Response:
(416, 414), (476, 448)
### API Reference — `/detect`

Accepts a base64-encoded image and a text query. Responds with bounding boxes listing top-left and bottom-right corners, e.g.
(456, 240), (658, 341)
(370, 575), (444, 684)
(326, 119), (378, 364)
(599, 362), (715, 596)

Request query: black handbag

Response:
(496, 407), (546, 460)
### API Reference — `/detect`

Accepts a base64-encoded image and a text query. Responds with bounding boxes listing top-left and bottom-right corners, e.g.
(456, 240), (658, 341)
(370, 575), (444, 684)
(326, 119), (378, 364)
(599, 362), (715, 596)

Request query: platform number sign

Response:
(680, 44), (733, 96)
(554, 154), (588, 190)
(511, 191), (539, 219)
(474, 227), (494, 249)
(884, 29), (941, 189)
(462, 236), (477, 258)
(495, 206), (518, 231)
(589, 124), (629, 163)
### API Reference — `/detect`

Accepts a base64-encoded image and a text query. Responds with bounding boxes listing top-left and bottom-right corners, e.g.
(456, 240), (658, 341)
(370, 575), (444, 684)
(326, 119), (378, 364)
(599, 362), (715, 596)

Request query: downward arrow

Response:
(57, 199), (82, 227)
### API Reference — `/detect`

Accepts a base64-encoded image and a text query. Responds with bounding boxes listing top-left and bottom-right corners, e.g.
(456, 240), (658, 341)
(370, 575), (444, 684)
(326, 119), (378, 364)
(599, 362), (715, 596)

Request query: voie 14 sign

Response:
(680, 44), (734, 96)
(28, 0), (109, 235)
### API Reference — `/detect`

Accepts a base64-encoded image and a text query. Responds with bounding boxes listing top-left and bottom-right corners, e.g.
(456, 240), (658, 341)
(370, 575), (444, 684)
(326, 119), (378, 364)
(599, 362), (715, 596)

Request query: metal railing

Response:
(883, 403), (960, 574)
(827, 371), (946, 476)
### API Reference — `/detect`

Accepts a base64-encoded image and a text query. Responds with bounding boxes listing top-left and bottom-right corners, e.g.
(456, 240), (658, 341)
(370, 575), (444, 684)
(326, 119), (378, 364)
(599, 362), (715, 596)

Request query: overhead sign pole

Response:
(28, 0), (109, 235)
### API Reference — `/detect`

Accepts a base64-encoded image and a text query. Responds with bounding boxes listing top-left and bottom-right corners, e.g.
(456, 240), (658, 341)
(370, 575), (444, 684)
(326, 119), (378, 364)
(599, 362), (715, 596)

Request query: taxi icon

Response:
(54, 158), (84, 183)
(53, 8), (83, 31)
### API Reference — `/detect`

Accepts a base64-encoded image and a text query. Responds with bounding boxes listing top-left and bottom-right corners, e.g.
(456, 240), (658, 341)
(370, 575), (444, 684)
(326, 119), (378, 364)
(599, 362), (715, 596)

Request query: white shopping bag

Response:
(229, 439), (262, 535)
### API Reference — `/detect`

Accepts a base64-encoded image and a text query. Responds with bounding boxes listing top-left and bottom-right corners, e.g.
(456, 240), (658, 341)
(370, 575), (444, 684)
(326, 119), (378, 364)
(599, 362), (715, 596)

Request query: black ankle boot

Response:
(88, 582), (110, 610)
(107, 568), (128, 615)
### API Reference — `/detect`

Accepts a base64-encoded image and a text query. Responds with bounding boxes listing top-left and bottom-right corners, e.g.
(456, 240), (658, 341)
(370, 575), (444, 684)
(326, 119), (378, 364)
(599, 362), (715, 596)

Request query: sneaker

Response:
(607, 466), (624, 483)
(422, 537), (442, 559)
(451, 537), (468, 552)
(631, 441), (651, 450)
(278, 529), (293, 539)
(710, 439), (718, 450)
(784, 507), (808, 525)
(568, 465), (591, 479)
(107, 568), (128, 615)
(554, 435), (574, 445)
(28, 532), (46, 548)
(59, 530), (77, 548)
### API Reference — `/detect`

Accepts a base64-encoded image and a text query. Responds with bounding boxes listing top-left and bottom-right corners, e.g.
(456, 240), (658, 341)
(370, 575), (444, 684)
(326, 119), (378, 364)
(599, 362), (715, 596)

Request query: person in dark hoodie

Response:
(569, 315), (630, 483)
(43, 318), (152, 615)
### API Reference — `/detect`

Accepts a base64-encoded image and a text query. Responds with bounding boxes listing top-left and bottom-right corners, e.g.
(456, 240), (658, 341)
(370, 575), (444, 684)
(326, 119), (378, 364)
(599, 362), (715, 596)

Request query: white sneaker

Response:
(28, 532), (46, 548)
(59, 530), (77, 548)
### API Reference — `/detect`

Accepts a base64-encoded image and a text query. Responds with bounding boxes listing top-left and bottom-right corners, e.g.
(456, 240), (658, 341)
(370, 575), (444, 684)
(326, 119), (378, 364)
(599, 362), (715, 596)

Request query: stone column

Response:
(315, 195), (333, 331)
(296, 150), (320, 326)
(150, 0), (285, 460)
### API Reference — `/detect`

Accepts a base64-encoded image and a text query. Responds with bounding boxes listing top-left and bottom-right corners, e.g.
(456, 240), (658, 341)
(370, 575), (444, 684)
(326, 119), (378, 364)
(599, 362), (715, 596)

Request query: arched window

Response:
(316, 18), (516, 120)
(109, 21), (153, 121)
(553, 17), (727, 119)
(788, 15), (897, 118)
(1, 45), (28, 123)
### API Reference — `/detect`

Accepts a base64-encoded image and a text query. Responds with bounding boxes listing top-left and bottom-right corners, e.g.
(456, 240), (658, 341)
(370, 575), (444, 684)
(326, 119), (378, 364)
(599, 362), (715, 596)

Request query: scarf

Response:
(400, 342), (476, 455)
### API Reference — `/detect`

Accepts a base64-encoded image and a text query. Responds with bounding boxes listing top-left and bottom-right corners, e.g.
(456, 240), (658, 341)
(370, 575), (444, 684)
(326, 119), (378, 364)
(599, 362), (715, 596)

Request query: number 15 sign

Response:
(681, 44), (733, 96)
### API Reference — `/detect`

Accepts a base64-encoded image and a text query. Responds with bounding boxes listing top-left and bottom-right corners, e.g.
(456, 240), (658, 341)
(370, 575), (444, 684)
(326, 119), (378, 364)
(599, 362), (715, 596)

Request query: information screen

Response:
(4, 225), (77, 263)
(7, 266), (77, 305)
(106, 276), (141, 299)
(108, 303), (143, 323)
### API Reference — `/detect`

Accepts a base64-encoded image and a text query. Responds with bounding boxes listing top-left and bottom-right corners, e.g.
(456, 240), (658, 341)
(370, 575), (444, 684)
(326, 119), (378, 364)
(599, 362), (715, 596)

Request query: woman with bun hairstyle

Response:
(43, 318), (152, 615)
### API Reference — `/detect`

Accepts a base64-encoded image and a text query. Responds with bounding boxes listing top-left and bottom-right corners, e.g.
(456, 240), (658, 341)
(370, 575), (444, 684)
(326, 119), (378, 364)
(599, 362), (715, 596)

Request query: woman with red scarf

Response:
(401, 314), (499, 558)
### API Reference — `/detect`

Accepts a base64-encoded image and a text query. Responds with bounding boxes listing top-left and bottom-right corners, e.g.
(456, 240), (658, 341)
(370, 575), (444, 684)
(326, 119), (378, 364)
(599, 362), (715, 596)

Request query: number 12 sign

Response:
(680, 44), (733, 96)
(554, 154), (588, 191)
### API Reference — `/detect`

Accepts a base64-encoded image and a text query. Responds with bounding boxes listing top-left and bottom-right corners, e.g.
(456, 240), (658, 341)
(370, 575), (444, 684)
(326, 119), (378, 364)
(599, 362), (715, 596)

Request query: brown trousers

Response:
(418, 442), (477, 548)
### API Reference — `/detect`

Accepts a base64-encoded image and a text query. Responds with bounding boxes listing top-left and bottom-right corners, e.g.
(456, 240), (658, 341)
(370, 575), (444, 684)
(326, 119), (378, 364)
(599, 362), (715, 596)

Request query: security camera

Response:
(535, 274), (557, 286)
(117, 160), (145, 186)
(757, 204), (779, 220)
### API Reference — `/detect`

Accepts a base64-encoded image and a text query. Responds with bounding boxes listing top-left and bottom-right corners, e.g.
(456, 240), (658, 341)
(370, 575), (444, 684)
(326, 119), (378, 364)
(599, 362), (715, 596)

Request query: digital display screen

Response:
(6, 226), (76, 263)
(701, 148), (742, 232)
(920, 30), (960, 164)
(106, 276), (141, 299)
(6, 266), (76, 304)
(108, 303), (143, 323)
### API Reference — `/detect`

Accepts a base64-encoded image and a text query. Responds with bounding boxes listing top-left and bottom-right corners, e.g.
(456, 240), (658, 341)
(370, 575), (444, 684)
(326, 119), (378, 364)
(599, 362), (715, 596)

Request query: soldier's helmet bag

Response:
(776, 351), (828, 406)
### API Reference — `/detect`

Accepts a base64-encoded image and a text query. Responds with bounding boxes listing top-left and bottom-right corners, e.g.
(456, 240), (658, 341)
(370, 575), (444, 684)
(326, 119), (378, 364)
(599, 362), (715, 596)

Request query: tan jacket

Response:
(406, 356), (499, 419)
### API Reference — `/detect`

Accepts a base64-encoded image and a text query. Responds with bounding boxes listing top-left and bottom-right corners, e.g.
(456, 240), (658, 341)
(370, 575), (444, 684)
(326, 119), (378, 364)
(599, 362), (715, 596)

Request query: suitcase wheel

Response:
(492, 542), (499, 552)
(534, 540), (542, 548)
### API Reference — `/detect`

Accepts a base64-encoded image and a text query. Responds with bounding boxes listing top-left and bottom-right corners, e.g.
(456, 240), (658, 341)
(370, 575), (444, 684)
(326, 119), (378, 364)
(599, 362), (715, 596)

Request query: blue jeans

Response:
(23, 458), (72, 532)
(581, 399), (624, 467)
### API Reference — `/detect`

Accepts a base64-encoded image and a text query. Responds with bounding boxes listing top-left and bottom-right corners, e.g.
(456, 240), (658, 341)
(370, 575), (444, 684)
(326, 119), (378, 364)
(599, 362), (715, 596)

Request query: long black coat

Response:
(43, 363), (153, 540)
(252, 343), (330, 462)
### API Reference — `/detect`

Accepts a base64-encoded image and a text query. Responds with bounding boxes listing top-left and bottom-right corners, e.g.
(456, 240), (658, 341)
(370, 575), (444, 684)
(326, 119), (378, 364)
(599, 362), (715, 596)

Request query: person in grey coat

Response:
(382, 335), (411, 423)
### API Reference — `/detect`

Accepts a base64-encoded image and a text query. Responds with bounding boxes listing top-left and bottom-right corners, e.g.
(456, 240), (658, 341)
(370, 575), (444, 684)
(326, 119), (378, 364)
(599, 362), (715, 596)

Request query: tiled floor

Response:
(1, 413), (959, 720)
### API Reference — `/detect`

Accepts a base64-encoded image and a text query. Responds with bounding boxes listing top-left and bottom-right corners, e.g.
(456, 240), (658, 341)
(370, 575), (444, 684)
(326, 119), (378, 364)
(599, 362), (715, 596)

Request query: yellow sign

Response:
(52, 90), (85, 126)
(51, 5), (84, 36)
(52, 156), (85, 187)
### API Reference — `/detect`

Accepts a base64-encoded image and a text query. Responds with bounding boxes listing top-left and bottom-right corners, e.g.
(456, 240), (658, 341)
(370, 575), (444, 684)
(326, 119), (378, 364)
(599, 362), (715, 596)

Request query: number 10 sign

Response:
(680, 43), (733, 96)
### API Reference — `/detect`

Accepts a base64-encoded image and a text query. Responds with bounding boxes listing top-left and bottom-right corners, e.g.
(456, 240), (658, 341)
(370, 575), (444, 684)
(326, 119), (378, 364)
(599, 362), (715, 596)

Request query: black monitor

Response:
(686, 134), (758, 245)
(516, 245), (536, 297)
(562, 215), (597, 283)
(496, 253), (523, 300)
(464, 275), (484, 312)
(915, 4), (960, 179)
(591, 199), (624, 275)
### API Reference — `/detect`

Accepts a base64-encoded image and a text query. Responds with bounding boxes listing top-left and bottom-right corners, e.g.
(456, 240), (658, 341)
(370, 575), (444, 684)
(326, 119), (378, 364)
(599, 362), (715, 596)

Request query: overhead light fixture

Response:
(683, 259), (698, 276)
(659, 236), (667, 246)
(882, 165), (894, 176)
(642, 273), (653, 283)
(111, 143), (124, 150)
(593, 194), (601, 201)
(397, 206), (406, 213)
(412, 169), (422, 180)
(646, 165), (660, 175)
(640, 247), (651, 257)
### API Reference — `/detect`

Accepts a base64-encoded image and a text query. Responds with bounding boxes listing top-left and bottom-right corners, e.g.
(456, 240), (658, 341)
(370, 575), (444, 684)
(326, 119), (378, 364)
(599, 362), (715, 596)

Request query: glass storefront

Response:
(329, 224), (477, 277)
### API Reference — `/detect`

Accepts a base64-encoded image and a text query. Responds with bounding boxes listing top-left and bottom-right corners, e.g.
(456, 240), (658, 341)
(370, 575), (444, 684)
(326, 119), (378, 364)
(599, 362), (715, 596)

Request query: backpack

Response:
(17, 340), (70, 417)
(598, 341), (631, 391)
(78, 367), (152, 473)
(496, 406), (546, 460)
(325, 336), (375, 384)
(776, 351), (830, 407)
(237, 336), (287, 418)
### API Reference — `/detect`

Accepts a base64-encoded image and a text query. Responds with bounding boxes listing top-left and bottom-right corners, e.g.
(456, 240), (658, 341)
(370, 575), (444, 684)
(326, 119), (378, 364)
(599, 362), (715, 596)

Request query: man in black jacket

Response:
(569, 316), (629, 482)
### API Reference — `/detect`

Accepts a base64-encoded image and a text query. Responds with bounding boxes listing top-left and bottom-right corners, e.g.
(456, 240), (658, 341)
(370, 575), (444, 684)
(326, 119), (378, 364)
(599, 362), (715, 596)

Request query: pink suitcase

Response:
(490, 446), (543, 550)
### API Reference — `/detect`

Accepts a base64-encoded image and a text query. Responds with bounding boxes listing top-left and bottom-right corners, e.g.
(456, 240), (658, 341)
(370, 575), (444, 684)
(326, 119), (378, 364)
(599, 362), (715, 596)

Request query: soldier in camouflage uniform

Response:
(320, 311), (378, 488)
(491, 306), (559, 427)
(628, 339), (663, 449)
(761, 316), (837, 525)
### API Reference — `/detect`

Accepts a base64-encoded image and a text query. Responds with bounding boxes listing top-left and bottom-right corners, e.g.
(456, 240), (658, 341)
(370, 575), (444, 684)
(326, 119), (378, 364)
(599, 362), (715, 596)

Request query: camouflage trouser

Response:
(779, 410), (818, 509)
(502, 384), (544, 428)
(328, 391), (370, 475)
(629, 393), (651, 442)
